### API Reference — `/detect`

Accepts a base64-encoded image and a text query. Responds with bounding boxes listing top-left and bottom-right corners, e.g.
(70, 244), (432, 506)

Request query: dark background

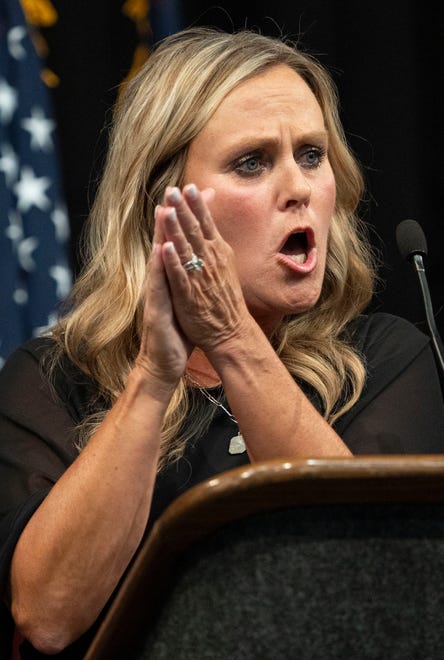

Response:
(42, 1), (444, 339)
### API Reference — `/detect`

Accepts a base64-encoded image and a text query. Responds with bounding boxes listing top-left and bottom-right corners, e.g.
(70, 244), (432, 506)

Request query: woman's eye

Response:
(234, 155), (265, 176)
(300, 148), (325, 169)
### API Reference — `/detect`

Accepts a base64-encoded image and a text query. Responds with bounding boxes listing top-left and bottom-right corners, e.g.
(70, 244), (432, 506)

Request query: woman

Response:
(1, 27), (443, 658)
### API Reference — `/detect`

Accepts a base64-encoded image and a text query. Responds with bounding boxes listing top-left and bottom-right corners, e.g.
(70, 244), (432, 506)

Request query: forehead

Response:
(195, 64), (325, 144)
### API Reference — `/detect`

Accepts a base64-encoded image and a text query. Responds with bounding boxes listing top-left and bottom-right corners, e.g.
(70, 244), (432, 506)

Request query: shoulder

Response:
(347, 312), (430, 366)
(348, 311), (428, 347)
(0, 338), (59, 425)
(1, 335), (54, 365)
(0, 336), (104, 425)
(0, 337), (54, 398)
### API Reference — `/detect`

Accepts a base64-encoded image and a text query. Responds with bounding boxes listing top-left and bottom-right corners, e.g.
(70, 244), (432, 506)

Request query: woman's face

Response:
(184, 64), (337, 332)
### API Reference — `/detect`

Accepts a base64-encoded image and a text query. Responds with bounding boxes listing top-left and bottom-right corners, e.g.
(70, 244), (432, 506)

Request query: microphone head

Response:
(396, 219), (428, 262)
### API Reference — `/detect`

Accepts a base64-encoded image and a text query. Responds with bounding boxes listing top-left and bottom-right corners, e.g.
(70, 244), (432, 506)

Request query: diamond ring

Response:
(183, 253), (204, 272)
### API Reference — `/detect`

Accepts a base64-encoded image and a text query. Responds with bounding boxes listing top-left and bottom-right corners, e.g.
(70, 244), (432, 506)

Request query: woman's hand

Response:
(155, 184), (252, 354)
(135, 216), (192, 390)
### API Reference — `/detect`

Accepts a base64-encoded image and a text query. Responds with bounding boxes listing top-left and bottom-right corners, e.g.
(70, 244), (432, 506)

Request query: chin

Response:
(250, 301), (316, 331)
(246, 285), (322, 326)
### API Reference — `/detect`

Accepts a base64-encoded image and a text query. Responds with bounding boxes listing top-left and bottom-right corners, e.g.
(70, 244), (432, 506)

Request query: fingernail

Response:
(165, 241), (175, 254)
(167, 187), (182, 204)
(166, 207), (177, 221)
(185, 183), (198, 200)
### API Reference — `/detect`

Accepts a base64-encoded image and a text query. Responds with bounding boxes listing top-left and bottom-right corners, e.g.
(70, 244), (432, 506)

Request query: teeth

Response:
(289, 253), (307, 264)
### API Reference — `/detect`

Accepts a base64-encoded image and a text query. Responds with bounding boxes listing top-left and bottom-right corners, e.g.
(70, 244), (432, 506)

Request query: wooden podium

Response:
(85, 456), (444, 659)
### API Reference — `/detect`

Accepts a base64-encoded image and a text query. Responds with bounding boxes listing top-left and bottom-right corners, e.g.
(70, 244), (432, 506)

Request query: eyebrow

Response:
(222, 130), (329, 158)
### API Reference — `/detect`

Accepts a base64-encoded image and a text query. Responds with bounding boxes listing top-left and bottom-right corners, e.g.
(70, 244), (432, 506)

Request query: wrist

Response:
(127, 362), (180, 404)
(205, 319), (265, 374)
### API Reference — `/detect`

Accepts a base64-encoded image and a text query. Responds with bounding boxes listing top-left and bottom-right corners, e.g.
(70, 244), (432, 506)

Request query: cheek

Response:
(319, 172), (337, 214)
(316, 177), (336, 240)
(210, 189), (262, 245)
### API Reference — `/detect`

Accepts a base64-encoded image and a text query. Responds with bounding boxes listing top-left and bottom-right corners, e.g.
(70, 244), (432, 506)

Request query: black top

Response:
(1, 312), (443, 658)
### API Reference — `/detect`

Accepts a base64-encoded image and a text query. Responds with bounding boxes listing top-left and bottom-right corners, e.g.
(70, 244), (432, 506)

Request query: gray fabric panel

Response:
(137, 504), (444, 660)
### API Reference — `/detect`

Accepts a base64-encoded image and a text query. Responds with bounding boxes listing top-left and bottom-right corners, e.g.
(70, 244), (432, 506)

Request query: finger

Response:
(152, 205), (167, 245)
(160, 206), (196, 265)
(146, 243), (170, 305)
(161, 241), (194, 291)
(140, 243), (193, 375)
(164, 186), (205, 252)
(146, 244), (185, 336)
(183, 184), (218, 240)
(163, 185), (218, 244)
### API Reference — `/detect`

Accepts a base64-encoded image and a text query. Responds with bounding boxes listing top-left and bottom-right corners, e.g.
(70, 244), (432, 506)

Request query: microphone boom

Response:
(396, 219), (444, 379)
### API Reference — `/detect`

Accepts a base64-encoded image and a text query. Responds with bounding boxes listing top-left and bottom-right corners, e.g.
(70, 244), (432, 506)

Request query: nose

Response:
(276, 160), (312, 211)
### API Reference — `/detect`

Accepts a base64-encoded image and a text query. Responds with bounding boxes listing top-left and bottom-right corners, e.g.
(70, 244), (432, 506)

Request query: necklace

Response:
(185, 374), (246, 455)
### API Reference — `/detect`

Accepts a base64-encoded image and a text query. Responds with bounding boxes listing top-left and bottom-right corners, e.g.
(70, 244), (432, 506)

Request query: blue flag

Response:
(150, 0), (183, 43)
(0, 0), (71, 368)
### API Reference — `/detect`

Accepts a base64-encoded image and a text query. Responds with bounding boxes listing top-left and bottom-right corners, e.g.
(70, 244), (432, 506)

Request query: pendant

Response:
(228, 432), (246, 455)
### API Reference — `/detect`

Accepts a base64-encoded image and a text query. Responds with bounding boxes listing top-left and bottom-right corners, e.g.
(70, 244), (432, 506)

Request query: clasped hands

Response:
(136, 184), (250, 385)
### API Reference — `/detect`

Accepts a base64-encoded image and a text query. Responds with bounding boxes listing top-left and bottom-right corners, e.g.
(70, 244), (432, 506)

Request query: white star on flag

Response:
(17, 236), (39, 272)
(1, 0), (72, 366)
(13, 288), (28, 305)
(21, 106), (56, 152)
(49, 264), (72, 299)
(13, 166), (52, 213)
(0, 77), (18, 123)
(51, 203), (70, 242)
(8, 26), (27, 61)
(0, 142), (19, 185)
(4, 209), (23, 247)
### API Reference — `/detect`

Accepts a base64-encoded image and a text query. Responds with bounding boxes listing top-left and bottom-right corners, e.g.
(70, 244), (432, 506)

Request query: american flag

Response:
(0, 0), (71, 368)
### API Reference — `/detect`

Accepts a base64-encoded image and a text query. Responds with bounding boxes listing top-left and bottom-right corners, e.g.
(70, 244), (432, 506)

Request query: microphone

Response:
(396, 219), (444, 377)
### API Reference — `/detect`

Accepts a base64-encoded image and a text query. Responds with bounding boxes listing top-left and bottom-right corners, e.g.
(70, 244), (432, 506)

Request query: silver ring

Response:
(183, 252), (204, 272)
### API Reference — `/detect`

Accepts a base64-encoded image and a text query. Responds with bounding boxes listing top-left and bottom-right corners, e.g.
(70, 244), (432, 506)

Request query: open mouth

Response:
(279, 231), (309, 264)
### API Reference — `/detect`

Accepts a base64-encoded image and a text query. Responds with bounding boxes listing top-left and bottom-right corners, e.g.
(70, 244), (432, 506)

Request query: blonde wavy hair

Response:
(51, 27), (376, 469)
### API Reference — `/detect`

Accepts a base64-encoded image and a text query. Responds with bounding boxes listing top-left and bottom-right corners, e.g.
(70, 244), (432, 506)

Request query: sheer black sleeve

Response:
(335, 313), (444, 453)
(0, 340), (81, 597)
